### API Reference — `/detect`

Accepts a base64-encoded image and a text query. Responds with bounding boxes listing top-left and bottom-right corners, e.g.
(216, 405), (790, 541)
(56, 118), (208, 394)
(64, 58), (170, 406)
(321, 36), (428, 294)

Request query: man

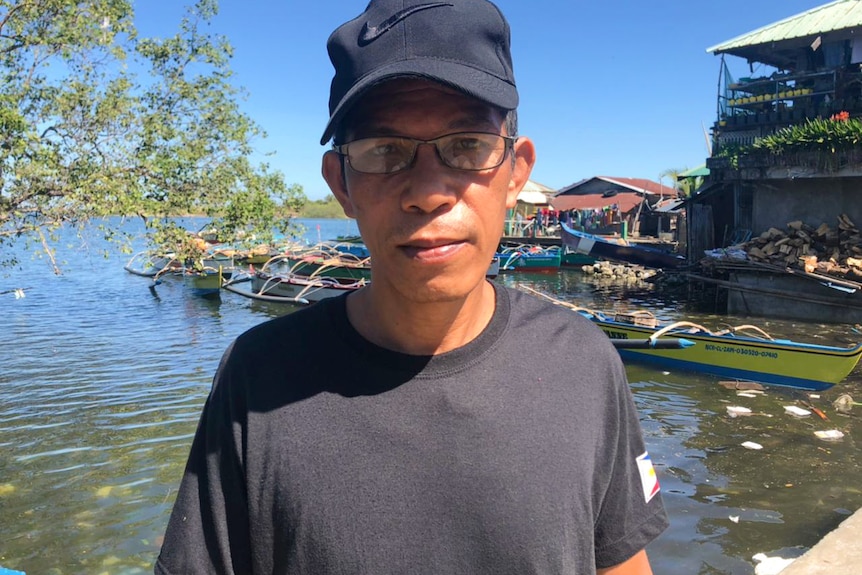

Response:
(155, 1), (668, 573)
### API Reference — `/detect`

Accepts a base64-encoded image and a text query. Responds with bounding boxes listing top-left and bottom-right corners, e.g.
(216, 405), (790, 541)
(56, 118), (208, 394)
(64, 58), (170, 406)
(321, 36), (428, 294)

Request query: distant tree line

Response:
(297, 194), (348, 219)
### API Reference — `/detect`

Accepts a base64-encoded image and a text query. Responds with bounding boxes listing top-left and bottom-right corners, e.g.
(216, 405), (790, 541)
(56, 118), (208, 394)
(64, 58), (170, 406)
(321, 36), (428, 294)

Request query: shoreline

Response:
(779, 507), (862, 574)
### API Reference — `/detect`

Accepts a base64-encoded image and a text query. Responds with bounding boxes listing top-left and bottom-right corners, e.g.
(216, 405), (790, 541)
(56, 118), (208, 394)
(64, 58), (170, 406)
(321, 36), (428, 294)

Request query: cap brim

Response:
(320, 59), (518, 145)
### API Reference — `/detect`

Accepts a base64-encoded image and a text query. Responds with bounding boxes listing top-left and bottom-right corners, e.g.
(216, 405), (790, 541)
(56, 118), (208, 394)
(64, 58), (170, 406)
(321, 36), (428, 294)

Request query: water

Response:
(2, 219), (861, 574)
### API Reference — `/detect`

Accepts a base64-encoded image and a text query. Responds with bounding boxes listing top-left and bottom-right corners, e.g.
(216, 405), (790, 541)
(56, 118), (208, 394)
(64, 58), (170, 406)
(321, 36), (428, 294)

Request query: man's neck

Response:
(344, 281), (497, 355)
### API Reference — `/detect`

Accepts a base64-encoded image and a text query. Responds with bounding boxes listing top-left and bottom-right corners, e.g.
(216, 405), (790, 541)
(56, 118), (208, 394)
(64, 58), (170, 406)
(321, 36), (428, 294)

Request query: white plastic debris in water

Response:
(726, 405), (752, 417)
(752, 553), (796, 575)
(814, 429), (845, 441)
(783, 405), (811, 417)
(737, 392), (759, 398)
(741, 441), (763, 450)
(729, 515), (740, 523)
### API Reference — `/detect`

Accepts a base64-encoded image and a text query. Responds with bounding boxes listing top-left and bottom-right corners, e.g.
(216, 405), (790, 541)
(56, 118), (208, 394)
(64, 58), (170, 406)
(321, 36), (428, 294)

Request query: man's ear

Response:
(505, 136), (537, 209)
(322, 150), (356, 218)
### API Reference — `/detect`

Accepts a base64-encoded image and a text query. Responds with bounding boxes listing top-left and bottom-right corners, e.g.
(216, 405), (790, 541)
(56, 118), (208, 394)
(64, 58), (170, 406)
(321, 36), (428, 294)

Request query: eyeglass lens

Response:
(342, 132), (509, 174)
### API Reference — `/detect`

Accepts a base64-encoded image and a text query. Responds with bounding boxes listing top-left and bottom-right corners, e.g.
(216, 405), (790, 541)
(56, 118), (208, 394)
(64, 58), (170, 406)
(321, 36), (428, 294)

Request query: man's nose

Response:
(399, 143), (458, 213)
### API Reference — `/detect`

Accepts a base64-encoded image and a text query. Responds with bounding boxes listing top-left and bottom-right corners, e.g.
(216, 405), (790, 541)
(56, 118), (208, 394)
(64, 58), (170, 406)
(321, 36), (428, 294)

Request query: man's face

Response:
(323, 79), (535, 305)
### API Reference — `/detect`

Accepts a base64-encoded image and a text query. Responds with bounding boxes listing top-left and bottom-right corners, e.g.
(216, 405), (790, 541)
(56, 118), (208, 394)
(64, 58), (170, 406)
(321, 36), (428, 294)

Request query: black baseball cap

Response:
(321, 0), (519, 144)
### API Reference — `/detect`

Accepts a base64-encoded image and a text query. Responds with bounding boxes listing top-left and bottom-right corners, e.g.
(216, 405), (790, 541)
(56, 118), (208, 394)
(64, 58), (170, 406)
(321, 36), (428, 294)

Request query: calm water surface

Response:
(1, 219), (861, 574)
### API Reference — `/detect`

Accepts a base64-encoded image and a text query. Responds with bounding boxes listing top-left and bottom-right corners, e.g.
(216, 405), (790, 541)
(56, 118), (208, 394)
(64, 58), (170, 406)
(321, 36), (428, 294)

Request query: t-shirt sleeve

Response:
(155, 342), (251, 575)
(593, 355), (669, 569)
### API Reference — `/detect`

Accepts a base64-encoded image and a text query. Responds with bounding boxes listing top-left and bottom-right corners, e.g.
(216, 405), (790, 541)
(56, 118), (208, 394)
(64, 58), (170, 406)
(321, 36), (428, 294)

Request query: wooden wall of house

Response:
(688, 204), (714, 261)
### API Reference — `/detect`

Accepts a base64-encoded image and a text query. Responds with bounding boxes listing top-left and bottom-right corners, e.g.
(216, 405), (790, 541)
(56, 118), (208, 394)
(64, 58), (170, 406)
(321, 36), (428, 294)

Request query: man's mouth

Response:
(399, 239), (466, 261)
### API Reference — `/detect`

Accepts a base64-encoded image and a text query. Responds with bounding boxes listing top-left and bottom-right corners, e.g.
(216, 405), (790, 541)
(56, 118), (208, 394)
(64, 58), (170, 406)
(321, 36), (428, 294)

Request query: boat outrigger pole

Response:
(612, 338), (694, 350)
(516, 285), (694, 350)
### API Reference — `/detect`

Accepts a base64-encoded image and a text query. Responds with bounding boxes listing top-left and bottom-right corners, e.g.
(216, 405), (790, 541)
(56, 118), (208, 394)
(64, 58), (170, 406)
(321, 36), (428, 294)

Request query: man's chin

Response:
(393, 274), (488, 305)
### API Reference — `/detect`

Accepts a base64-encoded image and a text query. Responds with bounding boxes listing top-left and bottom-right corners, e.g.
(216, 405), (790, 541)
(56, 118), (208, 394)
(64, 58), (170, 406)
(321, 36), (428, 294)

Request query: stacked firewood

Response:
(739, 214), (862, 280)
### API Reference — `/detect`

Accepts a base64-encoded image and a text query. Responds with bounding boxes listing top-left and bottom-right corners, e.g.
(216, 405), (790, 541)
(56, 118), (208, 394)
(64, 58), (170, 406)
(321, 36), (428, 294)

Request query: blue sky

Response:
(136, 1), (827, 200)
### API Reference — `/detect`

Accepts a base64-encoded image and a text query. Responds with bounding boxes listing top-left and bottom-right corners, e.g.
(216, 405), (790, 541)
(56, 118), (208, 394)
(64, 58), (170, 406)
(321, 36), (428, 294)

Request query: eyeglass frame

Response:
(332, 131), (518, 175)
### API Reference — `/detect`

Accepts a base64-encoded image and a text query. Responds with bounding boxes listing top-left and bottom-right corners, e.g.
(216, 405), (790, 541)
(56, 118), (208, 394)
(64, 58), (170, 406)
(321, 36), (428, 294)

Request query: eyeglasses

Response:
(333, 132), (516, 174)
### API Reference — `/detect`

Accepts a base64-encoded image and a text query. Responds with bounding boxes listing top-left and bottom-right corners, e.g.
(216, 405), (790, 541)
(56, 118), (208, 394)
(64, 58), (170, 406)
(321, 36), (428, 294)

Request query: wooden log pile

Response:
(738, 214), (862, 280)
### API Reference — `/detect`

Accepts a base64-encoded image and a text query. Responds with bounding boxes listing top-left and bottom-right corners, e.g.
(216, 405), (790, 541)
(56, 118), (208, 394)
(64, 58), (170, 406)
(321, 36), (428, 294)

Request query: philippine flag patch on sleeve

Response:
(636, 451), (660, 503)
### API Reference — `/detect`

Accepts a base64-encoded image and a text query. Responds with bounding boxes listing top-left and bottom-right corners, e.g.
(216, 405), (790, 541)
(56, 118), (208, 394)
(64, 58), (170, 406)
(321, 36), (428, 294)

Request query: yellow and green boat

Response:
(523, 287), (862, 391)
(591, 311), (861, 390)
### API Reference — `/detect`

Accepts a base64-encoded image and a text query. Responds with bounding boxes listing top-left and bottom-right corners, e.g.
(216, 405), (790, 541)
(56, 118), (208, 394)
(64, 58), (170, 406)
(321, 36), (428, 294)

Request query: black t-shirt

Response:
(156, 283), (668, 574)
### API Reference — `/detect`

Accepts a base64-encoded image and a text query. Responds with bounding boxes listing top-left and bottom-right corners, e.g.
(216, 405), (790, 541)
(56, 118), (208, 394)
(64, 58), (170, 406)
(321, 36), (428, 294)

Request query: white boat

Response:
(223, 269), (365, 305)
(123, 251), (179, 277)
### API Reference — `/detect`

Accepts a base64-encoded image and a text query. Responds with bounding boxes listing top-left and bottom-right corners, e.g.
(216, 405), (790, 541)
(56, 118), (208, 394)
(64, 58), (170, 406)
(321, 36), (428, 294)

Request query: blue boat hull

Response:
(561, 223), (685, 269)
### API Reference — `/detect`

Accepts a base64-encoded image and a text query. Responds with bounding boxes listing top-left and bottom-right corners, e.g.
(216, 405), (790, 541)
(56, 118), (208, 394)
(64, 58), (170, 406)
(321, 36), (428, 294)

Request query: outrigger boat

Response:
(521, 286), (862, 391)
(123, 251), (179, 278)
(223, 247), (501, 303)
(224, 271), (365, 305)
(560, 222), (685, 269)
(497, 245), (561, 272)
(273, 246), (372, 282)
(222, 253), (366, 305)
(179, 253), (236, 297)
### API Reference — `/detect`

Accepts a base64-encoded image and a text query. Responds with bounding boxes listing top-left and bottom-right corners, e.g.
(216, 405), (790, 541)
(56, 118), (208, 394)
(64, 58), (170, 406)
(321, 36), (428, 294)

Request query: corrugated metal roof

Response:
(677, 165), (709, 179)
(707, 0), (862, 55)
(520, 179), (554, 193)
(549, 193), (644, 213)
(516, 190), (549, 205)
(596, 176), (672, 196)
(550, 176), (674, 213)
(651, 198), (685, 213)
(554, 176), (671, 197)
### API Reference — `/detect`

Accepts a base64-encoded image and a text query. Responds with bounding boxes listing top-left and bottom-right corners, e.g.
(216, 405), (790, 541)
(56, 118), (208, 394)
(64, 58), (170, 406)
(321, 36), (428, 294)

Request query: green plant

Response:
(714, 113), (862, 171)
(753, 114), (862, 154)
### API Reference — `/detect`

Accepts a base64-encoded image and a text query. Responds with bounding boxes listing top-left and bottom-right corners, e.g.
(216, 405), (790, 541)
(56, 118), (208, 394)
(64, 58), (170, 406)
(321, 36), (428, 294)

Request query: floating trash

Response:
(741, 441), (763, 450)
(814, 429), (845, 441)
(752, 552), (796, 575)
(719, 381), (766, 391)
(0, 287), (29, 300)
(833, 393), (862, 414)
(737, 392), (759, 398)
(729, 515), (740, 523)
(783, 405), (811, 417)
(726, 405), (752, 417)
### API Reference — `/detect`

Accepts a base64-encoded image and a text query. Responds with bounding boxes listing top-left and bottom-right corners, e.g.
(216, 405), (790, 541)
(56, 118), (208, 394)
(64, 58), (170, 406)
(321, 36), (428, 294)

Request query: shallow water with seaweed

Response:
(2, 223), (861, 574)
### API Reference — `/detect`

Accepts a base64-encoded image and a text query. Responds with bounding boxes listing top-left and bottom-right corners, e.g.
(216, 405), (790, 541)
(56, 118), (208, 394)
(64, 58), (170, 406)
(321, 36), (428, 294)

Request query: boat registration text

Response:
(704, 343), (779, 359)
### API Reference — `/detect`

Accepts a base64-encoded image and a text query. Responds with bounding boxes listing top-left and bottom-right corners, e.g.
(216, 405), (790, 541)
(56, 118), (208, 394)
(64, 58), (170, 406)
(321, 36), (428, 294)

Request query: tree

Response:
(659, 168), (704, 198)
(0, 0), (304, 272)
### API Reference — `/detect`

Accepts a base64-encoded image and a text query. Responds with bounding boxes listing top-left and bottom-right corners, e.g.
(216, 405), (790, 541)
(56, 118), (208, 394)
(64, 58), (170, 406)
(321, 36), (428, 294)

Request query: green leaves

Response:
(0, 0), (306, 271)
(716, 115), (862, 172)
(752, 116), (862, 155)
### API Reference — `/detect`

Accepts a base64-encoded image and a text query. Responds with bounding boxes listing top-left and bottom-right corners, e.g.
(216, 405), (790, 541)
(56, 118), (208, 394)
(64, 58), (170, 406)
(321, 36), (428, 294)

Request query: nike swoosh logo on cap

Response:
(359, 2), (454, 45)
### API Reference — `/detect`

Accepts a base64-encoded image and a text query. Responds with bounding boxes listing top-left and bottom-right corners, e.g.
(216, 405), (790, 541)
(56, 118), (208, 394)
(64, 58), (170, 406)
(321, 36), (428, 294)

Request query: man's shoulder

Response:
(234, 295), (344, 354)
(502, 285), (597, 327)
(499, 284), (618, 354)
